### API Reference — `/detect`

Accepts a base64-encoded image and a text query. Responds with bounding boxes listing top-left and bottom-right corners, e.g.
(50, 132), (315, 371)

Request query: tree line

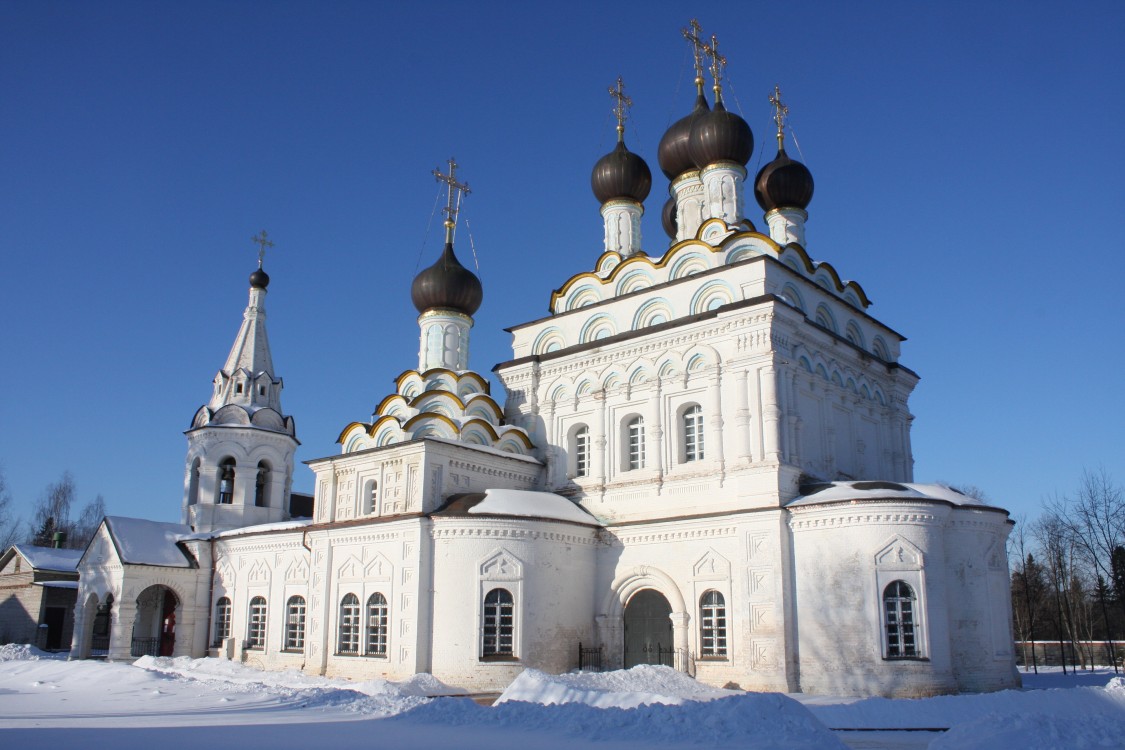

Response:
(0, 464), (106, 552)
(1010, 468), (1124, 672)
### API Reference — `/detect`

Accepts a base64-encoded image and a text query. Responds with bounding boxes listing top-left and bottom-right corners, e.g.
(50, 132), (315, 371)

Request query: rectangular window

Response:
(683, 405), (704, 462)
(575, 428), (589, 477)
(627, 418), (645, 471)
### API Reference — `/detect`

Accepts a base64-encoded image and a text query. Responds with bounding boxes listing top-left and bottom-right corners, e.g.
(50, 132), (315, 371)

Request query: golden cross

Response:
(769, 85), (789, 149)
(703, 34), (727, 97)
(250, 230), (274, 267)
(432, 158), (471, 242)
(681, 19), (706, 88)
(608, 76), (632, 141)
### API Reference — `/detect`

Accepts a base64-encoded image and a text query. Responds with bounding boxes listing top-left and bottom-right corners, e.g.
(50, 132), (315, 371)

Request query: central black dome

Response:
(249, 267), (270, 289)
(688, 99), (753, 170)
(411, 242), (483, 316)
(657, 92), (709, 180)
(591, 139), (652, 204)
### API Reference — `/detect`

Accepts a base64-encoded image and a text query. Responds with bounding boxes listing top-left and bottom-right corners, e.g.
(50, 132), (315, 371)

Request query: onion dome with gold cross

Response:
(658, 89), (710, 180)
(754, 86), (814, 212)
(591, 78), (651, 205)
(687, 34), (752, 170)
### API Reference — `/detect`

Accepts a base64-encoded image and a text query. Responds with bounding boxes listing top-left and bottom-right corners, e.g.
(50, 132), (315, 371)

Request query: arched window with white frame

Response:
(338, 593), (360, 655)
(699, 590), (727, 658)
(482, 588), (514, 658)
(246, 596), (267, 650)
(682, 404), (704, 462)
(366, 593), (389, 656)
(285, 596), (305, 652)
(883, 580), (918, 658)
(212, 596), (231, 646)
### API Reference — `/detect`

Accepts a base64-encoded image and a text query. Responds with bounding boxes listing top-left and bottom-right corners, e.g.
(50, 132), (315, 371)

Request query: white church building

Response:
(71, 31), (1020, 698)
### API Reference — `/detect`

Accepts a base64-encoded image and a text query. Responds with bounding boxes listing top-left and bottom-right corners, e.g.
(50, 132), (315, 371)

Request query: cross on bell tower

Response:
(702, 33), (727, 100)
(608, 76), (632, 142)
(251, 230), (274, 268)
(682, 19), (707, 95)
(432, 158), (471, 244)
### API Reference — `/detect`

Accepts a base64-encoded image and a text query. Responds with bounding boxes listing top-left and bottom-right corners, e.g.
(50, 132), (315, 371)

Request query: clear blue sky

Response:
(2, 1), (1122, 529)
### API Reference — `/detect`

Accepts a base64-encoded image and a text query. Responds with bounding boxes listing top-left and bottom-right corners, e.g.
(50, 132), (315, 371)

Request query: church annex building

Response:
(70, 28), (1019, 698)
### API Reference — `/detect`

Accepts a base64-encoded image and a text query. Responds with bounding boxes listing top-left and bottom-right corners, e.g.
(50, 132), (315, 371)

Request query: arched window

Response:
(217, 458), (236, 505)
(883, 581), (918, 658)
(213, 597), (231, 646)
(285, 596), (305, 652)
(366, 593), (389, 656)
(188, 458), (201, 506)
(254, 461), (270, 508)
(625, 416), (645, 471)
(571, 425), (590, 478)
(482, 588), (514, 657)
(699, 590), (727, 658)
(246, 596), (267, 650)
(682, 405), (704, 462)
(338, 594), (360, 655)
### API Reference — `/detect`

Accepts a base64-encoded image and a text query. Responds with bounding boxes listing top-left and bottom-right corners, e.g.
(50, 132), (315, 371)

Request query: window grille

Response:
(699, 590), (727, 657)
(338, 594), (360, 655)
(574, 426), (590, 477)
(213, 597), (231, 646)
(683, 405), (704, 462)
(285, 596), (305, 651)
(246, 596), (267, 650)
(627, 417), (645, 470)
(482, 588), (514, 657)
(366, 593), (389, 656)
(884, 580), (918, 657)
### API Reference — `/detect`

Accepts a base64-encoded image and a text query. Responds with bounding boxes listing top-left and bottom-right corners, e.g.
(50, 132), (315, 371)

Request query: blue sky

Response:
(1, 1), (1122, 529)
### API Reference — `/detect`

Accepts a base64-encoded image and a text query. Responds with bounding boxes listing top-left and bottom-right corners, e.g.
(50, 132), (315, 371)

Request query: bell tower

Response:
(182, 232), (299, 533)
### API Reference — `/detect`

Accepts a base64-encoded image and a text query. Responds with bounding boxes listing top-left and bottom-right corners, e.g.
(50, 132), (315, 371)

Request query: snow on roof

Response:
(209, 518), (315, 539)
(468, 489), (599, 526)
(427, 436), (542, 464)
(13, 545), (83, 572)
(104, 517), (194, 568)
(786, 481), (996, 509)
(36, 580), (79, 589)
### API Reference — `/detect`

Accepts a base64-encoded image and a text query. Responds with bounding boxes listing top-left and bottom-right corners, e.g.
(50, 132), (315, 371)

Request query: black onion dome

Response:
(591, 140), (652, 204)
(249, 267), (270, 289)
(410, 242), (483, 316)
(688, 100), (753, 169)
(754, 147), (814, 211)
(657, 92), (709, 180)
(661, 196), (677, 239)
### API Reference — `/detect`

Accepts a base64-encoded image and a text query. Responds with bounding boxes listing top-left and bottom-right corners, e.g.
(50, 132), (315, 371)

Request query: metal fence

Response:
(89, 635), (110, 658)
(578, 642), (603, 671)
(131, 637), (160, 658)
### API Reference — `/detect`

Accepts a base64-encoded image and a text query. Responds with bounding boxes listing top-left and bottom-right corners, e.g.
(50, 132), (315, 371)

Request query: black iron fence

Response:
(578, 642), (603, 671)
(131, 637), (160, 658)
(89, 635), (110, 658)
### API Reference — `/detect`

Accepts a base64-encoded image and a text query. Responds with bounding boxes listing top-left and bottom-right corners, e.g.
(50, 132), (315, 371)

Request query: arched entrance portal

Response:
(623, 588), (673, 668)
(132, 585), (179, 657)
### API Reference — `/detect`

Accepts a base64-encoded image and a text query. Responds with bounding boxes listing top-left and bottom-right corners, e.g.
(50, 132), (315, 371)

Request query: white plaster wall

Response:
(597, 511), (796, 692)
(788, 500), (989, 697)
(427, 516), (599, 691)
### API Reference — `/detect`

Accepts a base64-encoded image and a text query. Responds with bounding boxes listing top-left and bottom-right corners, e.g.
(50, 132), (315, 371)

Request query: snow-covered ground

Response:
(1, 644), (1123, 749)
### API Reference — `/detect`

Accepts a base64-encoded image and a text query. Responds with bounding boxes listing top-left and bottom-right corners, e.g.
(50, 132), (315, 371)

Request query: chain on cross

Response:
(251, 230), (274, 267)
(769, 85), (789, 149)
(609, 76), (632, 140)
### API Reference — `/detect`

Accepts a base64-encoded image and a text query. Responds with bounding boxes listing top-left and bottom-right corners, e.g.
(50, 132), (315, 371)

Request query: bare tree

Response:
(25, 472), (107, 549)
(71, 493), (106, 549)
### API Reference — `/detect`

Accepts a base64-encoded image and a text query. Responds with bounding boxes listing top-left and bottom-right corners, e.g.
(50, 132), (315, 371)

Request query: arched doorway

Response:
(132, 585), (179, 657)
(623, 588), (673, 668)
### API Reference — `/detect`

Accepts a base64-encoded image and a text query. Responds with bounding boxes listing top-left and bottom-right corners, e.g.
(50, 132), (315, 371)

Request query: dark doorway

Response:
(159, 590), (177, 657)
(44, 607), (66, 650)
(623, 589), (673, 668)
